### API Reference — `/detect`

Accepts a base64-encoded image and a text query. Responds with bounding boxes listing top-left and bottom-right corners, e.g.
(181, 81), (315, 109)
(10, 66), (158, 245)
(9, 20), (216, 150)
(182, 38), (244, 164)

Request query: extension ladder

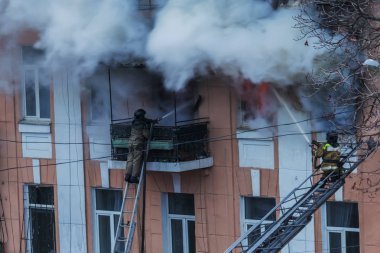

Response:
(225, 139), (377, 253)
(112, 124), (154, 253)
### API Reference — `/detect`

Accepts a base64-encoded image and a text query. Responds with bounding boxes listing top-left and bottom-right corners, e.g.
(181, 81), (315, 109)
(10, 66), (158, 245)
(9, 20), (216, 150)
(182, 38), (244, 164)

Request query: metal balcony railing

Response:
(111, 119), (210, 162)
(137, 0), (161, 10)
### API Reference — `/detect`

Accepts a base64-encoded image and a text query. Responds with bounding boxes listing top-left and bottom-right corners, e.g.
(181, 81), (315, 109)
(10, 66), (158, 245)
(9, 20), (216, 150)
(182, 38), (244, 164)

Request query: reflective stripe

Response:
(323, 143), (340, 152)
(323, 143), (330, 150)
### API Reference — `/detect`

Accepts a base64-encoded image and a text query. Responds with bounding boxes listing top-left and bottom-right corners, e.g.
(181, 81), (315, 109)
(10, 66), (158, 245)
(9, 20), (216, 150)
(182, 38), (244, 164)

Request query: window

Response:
(241, 197), (276, 247)
(94, 189), (122, 253)
(324, 201), (359, 253)
(24, 185), (56, 253)
(163, 193), (195, 253)
(22, 47), (50, 120)
(85, 68), (110, 123)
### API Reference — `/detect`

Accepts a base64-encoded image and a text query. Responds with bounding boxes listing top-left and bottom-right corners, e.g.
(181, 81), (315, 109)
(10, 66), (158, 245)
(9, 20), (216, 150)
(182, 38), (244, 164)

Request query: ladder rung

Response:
(117, 237), (128, 242)
(121, 221), (131, 227)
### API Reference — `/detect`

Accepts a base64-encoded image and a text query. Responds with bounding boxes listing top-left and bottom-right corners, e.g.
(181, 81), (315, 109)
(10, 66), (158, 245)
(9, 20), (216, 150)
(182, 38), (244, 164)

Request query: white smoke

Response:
(0, 0), (328, 93)
(0, 0), (148, 75)
(147, 0), (325, 90)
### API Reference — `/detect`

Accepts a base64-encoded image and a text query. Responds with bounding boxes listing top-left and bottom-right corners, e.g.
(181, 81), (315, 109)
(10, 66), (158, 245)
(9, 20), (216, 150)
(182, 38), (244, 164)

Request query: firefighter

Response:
(312, 131), (341, 181)
(125, 109), (156, 184)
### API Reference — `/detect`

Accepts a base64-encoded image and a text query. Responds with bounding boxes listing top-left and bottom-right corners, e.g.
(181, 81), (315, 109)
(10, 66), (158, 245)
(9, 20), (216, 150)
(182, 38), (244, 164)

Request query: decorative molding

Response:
(32, 159), (40, 184)
(250, 169), (260, 196)
(21, 133), (52, 159)
(100, 162), (109, 188)
(19, 122), (51, 133)
(172, 173), (181, 193)
(238, 140), (274, 169)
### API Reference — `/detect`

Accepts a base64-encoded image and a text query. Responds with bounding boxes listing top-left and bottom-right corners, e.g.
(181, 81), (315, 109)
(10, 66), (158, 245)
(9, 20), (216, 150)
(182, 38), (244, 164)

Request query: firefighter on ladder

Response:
(312, 131), (342, 182)
(125, 109), (157, 184)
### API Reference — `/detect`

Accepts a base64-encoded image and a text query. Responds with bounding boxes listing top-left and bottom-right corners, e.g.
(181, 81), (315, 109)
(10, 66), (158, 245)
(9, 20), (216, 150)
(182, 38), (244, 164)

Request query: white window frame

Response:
(92, 188), (122, 253)
(162, 193), (195, 253)
(23, 185), (55, 253)
(22, 64), (50, 121)
(240, 197), (275, 249)
(322, 202), (360, 253)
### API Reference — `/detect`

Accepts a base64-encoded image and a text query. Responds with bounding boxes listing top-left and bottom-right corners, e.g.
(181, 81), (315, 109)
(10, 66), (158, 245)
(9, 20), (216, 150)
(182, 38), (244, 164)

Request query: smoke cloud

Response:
(147, 0), (325, 90)
(0, 0), (325, 89)
(0, 0), (148, 74)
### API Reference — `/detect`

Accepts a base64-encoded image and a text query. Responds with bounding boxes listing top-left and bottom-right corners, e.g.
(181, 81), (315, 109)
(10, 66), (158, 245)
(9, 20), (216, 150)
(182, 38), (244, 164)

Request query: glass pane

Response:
(113, 214), (125, 252)
(346, 231), (359, 253)
(39, 79), (50, 118)
(96, 189), (122, 211)
(187, 220), (195, 253)
(30, 208), (55, 253)
(244, 197), (276, 221)
(327, 202), (359, 228)
(29, 186), (54, 205)
(91, 88), (108, 121)
(25, 69), (36, 116)
(98, 215), (111, 253)
(22, 46), (43, 65)
(247, 224), (259, 247)
(168, 193), (194, 215)
(329, 232), (342, 253)
(171, 219), (183, 253)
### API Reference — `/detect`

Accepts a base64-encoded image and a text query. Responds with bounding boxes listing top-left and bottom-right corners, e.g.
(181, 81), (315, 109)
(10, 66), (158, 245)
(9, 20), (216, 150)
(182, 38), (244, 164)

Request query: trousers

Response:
(126, 142), (145, 178)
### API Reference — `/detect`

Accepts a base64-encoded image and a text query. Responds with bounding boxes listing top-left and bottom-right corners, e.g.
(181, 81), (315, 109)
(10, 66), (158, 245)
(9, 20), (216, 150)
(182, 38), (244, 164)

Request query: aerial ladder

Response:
(225, 138), (378, 253)
(111, 124), (154, 253)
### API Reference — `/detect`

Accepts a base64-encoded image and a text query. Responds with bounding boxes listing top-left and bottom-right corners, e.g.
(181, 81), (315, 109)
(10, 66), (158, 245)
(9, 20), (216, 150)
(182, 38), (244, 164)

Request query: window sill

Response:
(19, 120), (51, 133)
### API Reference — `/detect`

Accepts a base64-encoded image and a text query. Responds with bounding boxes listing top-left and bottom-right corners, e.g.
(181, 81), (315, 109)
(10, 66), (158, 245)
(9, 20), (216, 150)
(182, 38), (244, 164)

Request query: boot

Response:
(129, 176), (140, 184)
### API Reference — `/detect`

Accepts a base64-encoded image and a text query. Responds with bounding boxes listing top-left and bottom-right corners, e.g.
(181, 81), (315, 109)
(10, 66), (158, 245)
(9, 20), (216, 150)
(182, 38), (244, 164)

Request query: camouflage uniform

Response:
(126, 109), (154, 183)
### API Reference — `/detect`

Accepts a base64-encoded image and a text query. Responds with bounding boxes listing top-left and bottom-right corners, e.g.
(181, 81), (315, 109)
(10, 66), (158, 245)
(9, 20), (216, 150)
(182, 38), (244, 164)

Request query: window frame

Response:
(22, 64), (50, 121)
(92, 188), (122, 253)
(23, 185), (56, 253)
(162, 193), (196, 253)
(322, 202), (360, 253)
(240, 196), (276, 249)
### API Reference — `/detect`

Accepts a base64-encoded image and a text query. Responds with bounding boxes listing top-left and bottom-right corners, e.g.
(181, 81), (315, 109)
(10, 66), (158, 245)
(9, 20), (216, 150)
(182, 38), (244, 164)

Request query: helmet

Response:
(326, 131), (338, 144)
(134, 108), (146, 118)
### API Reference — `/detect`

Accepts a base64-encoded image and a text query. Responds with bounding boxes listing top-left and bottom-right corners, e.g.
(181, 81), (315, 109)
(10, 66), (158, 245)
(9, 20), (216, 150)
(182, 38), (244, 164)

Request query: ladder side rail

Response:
(259, 142), (374, 252)
(265, 215), (312, 253)
(266, 181), (345, 252)
(125, 164), (146, 252)
(245, 172), (336, 253)
(111, 182), (132, 253)
(223, 171), (318, 253)
(225, 141), (375, 253)
(124, 122), (155, 253)
(260, 152), (365, 253)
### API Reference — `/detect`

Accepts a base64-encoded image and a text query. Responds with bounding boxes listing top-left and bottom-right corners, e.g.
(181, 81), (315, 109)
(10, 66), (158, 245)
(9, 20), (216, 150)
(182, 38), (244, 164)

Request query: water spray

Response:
(157, 95), (202, 121)
(272, 88), (311, 144)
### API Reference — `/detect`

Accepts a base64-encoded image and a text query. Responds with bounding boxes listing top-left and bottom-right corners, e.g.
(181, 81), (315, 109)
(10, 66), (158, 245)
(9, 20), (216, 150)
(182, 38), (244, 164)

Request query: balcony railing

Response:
(111, 119), (210, 163)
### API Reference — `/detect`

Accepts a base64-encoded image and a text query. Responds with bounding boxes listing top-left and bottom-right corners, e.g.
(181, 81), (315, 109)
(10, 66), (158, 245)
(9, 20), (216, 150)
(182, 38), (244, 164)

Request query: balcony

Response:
(109, 119), (213, 172)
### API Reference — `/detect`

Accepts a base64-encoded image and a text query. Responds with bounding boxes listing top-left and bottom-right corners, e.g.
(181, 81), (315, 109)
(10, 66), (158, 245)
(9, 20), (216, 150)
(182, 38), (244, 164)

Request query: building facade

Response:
(0, 19), (379, 253)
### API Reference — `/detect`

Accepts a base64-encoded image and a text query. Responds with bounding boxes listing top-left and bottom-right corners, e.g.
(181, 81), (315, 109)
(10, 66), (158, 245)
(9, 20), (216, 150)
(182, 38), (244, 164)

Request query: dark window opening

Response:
(244, 197), (276, 221)
(168, 193), (195, 215)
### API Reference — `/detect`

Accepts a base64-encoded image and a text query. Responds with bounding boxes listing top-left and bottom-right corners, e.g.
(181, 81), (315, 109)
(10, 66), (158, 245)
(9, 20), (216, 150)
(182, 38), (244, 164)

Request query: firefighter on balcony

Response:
(312, 131), (342, 181)
(125, 109), (157, 184)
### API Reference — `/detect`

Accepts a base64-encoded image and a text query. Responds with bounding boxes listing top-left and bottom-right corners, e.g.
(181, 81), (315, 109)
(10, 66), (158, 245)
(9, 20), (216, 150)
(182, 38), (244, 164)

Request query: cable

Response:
(0, 128), (373, 173)
(0, 102), (370, 147)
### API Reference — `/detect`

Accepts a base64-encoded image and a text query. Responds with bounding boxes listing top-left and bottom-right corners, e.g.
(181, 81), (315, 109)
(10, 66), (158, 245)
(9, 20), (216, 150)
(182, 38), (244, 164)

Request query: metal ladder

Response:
(225, 139), (377, 253)
(112, 124), (154, 253)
